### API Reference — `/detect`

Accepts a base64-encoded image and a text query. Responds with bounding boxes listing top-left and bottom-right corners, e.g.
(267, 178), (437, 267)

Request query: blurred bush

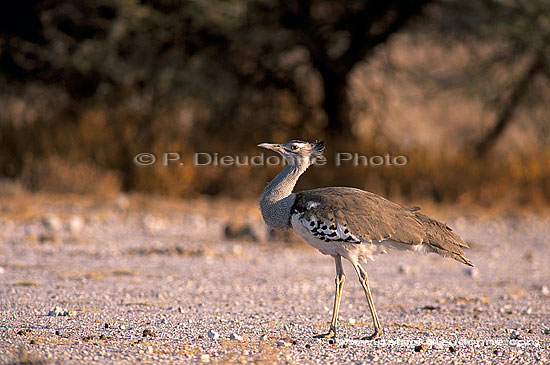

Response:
(0, 0), (548, 207)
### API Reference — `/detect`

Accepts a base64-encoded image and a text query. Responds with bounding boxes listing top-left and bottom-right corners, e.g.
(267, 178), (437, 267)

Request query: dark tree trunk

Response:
(321, 69), (352, 137)
(475, 53), (545, 157)
(279, 0), (434, 141)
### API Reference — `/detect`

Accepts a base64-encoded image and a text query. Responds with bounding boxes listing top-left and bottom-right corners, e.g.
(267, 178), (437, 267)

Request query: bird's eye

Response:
(291, 145), (298, 150)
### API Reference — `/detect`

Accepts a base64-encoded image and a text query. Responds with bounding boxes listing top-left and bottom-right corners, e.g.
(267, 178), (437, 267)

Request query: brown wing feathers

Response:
(413, 212), (473, 266)
(292, 187), (472, 266)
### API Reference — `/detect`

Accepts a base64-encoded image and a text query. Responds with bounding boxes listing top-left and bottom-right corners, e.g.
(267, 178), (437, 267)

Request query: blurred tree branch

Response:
(475, 51), (546, 157)
(413, 0), (550, 156)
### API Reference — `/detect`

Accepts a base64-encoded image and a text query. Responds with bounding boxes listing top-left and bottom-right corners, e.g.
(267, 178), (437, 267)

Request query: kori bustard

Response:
(258, 140), (472, 340)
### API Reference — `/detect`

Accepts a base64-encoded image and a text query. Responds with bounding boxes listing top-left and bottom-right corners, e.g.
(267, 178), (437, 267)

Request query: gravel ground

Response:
(1, 194), (549, 364)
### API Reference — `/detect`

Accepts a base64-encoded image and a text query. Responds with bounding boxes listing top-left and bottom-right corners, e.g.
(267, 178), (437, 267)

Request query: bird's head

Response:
(257, 140), (325, 167)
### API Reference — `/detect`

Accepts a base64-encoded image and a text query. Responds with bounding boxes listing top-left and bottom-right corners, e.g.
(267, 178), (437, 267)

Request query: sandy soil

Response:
(0, 193), (549, 363)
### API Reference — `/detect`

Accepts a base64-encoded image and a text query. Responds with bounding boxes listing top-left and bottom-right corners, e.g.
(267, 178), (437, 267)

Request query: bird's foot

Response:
(361, 328), (383, 340)
(313, 329), (336, 339)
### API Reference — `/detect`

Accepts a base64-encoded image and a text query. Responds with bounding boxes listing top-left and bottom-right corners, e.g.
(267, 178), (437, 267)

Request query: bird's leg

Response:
(353, 263), (383, 340)
(314, 255), (345, 339)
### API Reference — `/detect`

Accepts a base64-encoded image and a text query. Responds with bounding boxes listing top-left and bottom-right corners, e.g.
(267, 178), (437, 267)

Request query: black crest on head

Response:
(310, 140), (325, 161)
(312, 140), (324, 152)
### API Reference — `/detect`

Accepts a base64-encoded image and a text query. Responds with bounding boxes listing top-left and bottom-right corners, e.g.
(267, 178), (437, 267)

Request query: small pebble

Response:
(465, 267), (480, 279)
(207, 330), (219, 340)
(449, 346), (456, 353)
(43, 216), (62, 232)
(143, 214), (166, 234)
(348, 318), (356, 325)
(276, 340), (290, 347)
(229, 333), (243, 341)
(398, 264), (413, 275)
(147, 346), (154, 354)
(541, 285), (550, 297)
(47, 307), (77, 317)
(177, 307), (184, 313)
(39, 233), (57, 243)
(48, 307), (64, 316)
(143, 329), (156, 337)
(542, 329), (550, 335)
(510, 330), (521, 340)
(200, 354), (210, 363)
(120, 325), (126, 330)
(231, 244), (244, 255)
(422, 305), (440, 311)
(67, 216), (84, 234)
(415, 344), (427, 352)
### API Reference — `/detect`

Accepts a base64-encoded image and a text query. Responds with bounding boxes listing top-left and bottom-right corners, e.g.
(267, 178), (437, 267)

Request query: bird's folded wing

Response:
(295, 187), (470, 247)
(293, 187), (425, 245)
(293, 187), (472, 265)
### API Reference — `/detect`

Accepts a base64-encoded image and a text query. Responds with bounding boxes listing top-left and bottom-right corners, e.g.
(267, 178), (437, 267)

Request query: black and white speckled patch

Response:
(292, 202), (361, 244)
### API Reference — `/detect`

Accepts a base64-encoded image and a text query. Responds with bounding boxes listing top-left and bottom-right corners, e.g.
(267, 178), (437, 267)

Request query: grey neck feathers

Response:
(259, 163), (308, 230)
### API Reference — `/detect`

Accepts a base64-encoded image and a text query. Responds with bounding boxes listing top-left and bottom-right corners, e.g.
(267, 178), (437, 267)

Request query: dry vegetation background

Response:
(0, 0), (549, 210)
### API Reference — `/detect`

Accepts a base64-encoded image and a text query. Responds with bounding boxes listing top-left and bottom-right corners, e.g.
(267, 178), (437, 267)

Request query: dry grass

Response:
(15, 281), (39, 287)
(1, 92), (548, 212)
(21, 155), (121, 197)
(215, 337), (291, 364)
(1, 93), (548, 211)
(127, 246), (218, 258)
(301, 143), (550, 212)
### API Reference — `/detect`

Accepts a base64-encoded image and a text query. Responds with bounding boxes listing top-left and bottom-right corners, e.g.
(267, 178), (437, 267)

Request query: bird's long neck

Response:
(259, 163), (308, 230)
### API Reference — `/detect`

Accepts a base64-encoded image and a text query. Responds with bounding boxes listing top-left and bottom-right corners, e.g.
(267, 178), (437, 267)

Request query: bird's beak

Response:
(257, 143), (282, 152)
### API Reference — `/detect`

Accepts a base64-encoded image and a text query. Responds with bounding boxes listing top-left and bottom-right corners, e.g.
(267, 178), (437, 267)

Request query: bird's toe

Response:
(313, 330), (336, 339)
(361, 328), (383, 340)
